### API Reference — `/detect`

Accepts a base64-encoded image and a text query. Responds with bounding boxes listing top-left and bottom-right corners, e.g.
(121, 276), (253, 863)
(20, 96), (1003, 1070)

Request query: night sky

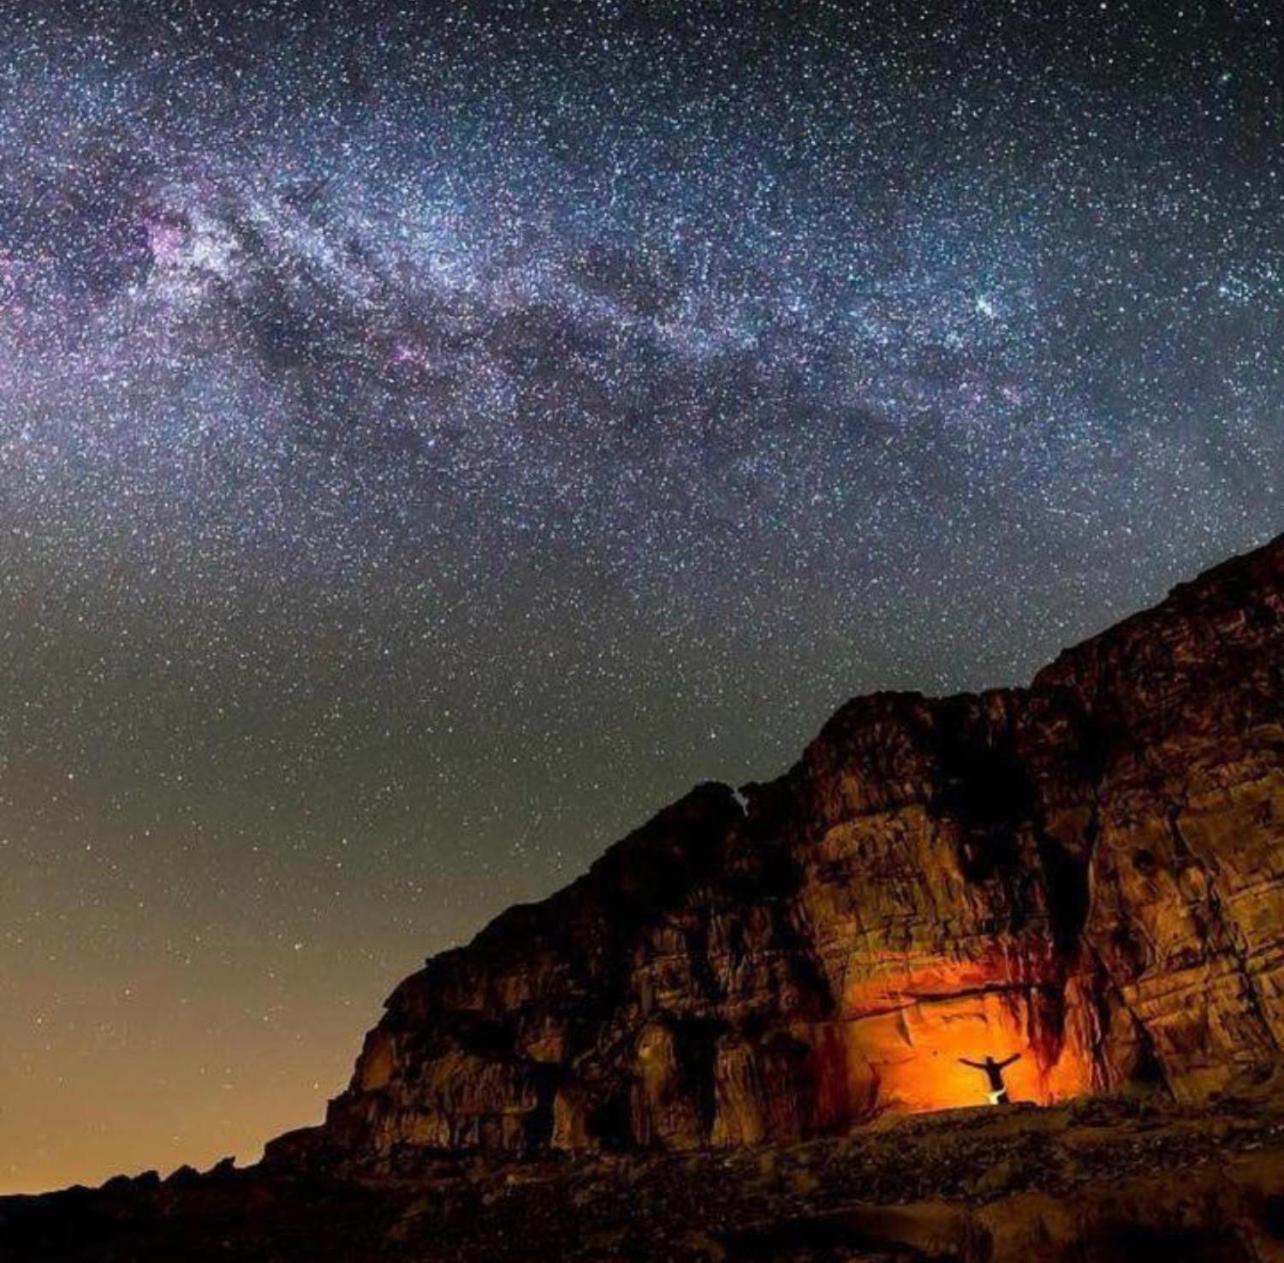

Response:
(0, 0), (1280, 1192)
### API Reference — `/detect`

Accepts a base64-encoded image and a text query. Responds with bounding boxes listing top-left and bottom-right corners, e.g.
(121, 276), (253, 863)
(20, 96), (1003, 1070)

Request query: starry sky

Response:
(0, 0), (1280, 1192)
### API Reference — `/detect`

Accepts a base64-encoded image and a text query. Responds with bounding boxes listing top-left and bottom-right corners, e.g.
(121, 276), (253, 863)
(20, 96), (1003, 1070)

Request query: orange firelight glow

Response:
(831, 956), (1096, 1117)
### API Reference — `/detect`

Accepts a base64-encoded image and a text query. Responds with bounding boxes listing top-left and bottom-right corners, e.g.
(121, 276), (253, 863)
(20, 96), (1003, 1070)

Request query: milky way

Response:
(0, 0), (1280, 1190)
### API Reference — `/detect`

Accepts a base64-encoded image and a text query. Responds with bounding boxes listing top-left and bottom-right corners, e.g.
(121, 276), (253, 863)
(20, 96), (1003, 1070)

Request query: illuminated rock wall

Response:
(267, 533), (1284, 1170)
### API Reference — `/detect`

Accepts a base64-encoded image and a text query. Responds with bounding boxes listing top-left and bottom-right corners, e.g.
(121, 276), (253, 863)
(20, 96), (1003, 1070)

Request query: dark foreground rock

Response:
(6, 1086), (1284, 1261)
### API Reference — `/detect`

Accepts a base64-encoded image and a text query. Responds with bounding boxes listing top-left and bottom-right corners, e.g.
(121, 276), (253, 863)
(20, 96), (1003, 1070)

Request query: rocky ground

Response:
(7, 1079), (1284, 1261)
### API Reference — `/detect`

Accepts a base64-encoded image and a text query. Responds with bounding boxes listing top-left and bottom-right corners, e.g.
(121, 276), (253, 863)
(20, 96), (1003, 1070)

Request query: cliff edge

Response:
(266, 532), (1284, 1171)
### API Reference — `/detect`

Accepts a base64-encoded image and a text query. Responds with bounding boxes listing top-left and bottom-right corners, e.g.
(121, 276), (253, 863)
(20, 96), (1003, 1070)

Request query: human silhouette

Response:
(958, 1053), (1021, 1104)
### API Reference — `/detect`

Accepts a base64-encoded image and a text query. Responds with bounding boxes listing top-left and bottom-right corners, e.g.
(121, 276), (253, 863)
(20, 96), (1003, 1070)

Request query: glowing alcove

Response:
(830, 958), (1096, 1117)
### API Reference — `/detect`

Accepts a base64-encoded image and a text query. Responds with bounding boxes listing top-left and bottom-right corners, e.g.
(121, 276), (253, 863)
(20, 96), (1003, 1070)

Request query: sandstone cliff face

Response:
(268, 534), (1284, 1169)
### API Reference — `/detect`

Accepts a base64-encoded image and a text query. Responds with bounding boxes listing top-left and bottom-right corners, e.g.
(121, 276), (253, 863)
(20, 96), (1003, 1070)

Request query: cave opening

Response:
(837, 969), (1095, 1118)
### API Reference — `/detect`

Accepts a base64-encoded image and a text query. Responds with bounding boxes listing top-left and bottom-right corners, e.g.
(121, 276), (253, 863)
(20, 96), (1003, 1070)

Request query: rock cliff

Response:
(268, 532), (1284, 1170)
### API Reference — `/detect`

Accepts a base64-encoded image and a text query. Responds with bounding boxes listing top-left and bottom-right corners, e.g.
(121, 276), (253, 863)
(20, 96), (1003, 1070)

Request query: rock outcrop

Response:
(268, 533), (1284, 1170)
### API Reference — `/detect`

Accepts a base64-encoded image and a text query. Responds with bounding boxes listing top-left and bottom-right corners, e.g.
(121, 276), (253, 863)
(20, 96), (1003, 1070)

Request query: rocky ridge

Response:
(266, 531), (1284, 1171)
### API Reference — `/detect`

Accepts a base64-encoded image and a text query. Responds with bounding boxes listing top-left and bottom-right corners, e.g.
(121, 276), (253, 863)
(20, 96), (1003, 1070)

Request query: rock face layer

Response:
(269, 533), (1284, 1169)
